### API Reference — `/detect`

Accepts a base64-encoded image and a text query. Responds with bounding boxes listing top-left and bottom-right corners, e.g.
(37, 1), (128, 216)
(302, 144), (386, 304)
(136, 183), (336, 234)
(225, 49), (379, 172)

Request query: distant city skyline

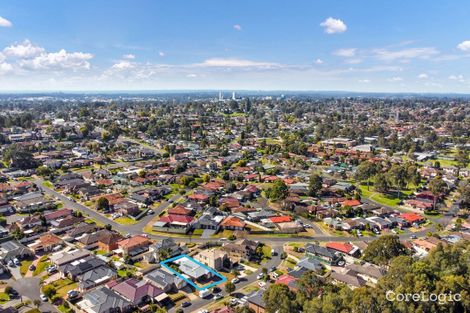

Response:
(1, 0), (470, 92)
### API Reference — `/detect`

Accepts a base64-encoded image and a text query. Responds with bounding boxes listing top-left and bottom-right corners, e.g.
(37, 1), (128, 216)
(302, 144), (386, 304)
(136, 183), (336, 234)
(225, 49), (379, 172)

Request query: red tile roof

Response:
(159, 214), (194, 224)
(220, 216), (246, 228)
(400, 212), (425, 223)
(269, 216), (292, 223)
(341, 199), (361, 207)
(168, 205), (193, 216)
(326, 242), (355, 254)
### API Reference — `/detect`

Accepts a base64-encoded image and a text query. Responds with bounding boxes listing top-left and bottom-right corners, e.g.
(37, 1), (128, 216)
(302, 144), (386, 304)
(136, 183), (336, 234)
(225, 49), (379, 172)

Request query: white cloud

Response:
(358, 79), (370, 83)
(374, 47), (439, 61)
(457, 41), (470, 52)
(198, 58), (280, 68)
(333, 48), (356, 57)
(314, 58), (323, 64)
(186, 73), (197, 78)
(418, 73), (428, 79)
(159, 51), (165, 57)
(320, 17), (347, 34)
(3, 40), (45, 58)
(111, 60), (134, 70)
(449, 74), (465, 82)
(0, 62), (13, 74)
(388, 76), (403, 82)
(0, 16), (12, 27)
(233, 24), (242, 31)
(123, 54), (135, 59)
(20, 49), (93, 70)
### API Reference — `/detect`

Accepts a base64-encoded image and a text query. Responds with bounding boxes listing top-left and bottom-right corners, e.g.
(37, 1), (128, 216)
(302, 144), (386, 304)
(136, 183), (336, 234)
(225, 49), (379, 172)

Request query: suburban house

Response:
(117, 235), (152, 257)
(110, 278), (169, 306)
(146, 238), (187, 263)
(220, 216), (246, 230)
(0, 240), (34, 263)
(29, 234), (63, 253)
(78, 265), (117, 291)
(305, 243), (345, 266)
(195, 248), (229, 271)
(152, 214), (194, 234)
(144, 268), (187, 292)
(221, 239), (259, 263)
(78, 286), (134, 313)
(79, 229), (123, 252)
(247, 290), (266, 313)
(325, 242), (360, 257)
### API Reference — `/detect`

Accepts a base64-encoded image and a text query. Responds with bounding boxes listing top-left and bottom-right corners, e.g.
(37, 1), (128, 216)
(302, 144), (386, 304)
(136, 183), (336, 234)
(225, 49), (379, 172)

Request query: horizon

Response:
(1, 0), (470, 93)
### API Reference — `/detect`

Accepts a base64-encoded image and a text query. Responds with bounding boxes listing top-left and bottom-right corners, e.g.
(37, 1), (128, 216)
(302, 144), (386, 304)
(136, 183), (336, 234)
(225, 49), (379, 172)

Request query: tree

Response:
(263, 284), (298, 313)
(96, 197), (110, 211)
(455, 148), (469, 174)
(428, 176), (447, 210)
(355, 161), (377, 190)
(3, 144), (38, 169)
(33, 299), (41, 308)
(362, 235), (408, 266)
(387, 164), (407, 198)
(308, 174), (323, 196)
(374, 173), (390, 194)
(36, 165), (53, 177)
(225, 282), (236, 293)
(266, 179), (289, 201)
(458, 179), (470, 209)
(42, 285), (57, 299)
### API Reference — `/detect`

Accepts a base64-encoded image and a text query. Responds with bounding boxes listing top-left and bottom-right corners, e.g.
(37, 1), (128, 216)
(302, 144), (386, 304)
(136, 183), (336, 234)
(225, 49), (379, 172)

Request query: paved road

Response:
(34, 177), (434, 244)
(172, 245), (284, 313)
(10, 277), (59, 312)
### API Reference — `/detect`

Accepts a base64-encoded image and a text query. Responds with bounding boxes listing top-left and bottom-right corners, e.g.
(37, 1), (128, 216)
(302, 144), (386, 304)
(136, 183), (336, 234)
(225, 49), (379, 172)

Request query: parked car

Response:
(231, 277), (240, 284)
(40, 294), (48, 301)
(181, 301), (191, 308)
(29, 264), (36, 271)
(13, 258), (20, 266)
(258, 281), (267, 288)
(213, 293), (223, 300)
(410, 234), (417, 239)
(256, 273), (264, 280)
(67, 290), (79, 299)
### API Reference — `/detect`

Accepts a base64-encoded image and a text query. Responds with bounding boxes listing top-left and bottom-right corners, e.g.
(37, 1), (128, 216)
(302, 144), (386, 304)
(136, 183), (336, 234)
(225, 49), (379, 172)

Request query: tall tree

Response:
(355, 161), (377, 190)
(362, 235), (408, 266)
(263, 284), (298, 313)
(429, 176), (447, 210)
(308, 174), (323, 196)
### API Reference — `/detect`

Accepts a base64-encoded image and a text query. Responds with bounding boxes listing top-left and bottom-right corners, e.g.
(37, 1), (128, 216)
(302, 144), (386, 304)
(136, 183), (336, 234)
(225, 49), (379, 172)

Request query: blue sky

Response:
(1, 0), (470, 92)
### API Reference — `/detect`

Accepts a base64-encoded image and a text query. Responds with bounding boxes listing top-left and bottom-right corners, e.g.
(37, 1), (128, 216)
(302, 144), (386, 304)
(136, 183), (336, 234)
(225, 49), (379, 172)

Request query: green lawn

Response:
(44, 278), (77, 297)
(33, 255), (51, 276)
(262, 245), (272, 258)
(20, 259), (33, 276)
(114, 216), (138, 225)
(0, 292), (10, 304)
(359, 185), (401, 207)
(42, 181), (54, 188)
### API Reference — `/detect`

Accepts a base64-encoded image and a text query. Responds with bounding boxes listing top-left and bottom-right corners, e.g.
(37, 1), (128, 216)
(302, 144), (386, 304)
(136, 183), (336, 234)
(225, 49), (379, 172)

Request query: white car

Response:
(213, 293), (223, 300)
(13, 258), (20, 266)
(256, 273), (264, 280)
(198, 310), (209, 313)
(231, 277), (240, 284)
(258, 281), (267, 288)
(40, 294), (48, 301)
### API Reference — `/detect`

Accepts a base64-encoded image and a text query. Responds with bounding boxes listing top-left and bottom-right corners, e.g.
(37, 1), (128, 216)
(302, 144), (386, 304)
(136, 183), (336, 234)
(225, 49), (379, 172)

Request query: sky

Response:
(1, 0), (470, 92)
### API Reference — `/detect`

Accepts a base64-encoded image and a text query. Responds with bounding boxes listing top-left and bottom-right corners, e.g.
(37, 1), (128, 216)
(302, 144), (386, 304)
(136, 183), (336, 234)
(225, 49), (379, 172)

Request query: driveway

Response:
(8, 265), (22, 280)
(10, 277), (59, 312)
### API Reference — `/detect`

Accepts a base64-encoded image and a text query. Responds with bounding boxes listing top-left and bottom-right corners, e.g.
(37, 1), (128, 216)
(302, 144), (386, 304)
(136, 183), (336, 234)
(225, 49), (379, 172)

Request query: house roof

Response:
(112, 278), (165, 303)
(159, 214), (194, 225)
(269, 216), (292, 223)
(276, 274), (297, 287)
(78, 286), (131, 313)
(342, 199), (361, 207)
(168, 204), (193, 216)
(399, 212), (425, 223)
(326, 242), (355, 254)
(117, 235), (151, 250)
(220, 216), (246, 228)
(44, 208), (73, 221)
